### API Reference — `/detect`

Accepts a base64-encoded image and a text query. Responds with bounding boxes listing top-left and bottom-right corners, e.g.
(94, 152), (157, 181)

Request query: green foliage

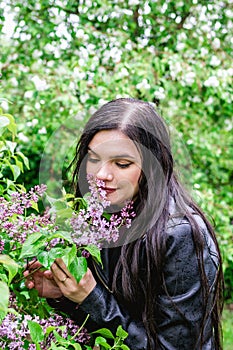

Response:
(0, 0), (232, 346)
(222, 308), (233, 350)
(0, 104), (29, 196)
(92, 326), (130, 349)
(0, 281), (9, 322)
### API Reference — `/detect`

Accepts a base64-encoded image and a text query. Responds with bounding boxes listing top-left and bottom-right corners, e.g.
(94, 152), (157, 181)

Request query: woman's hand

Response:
(24, 258), (97, 304)
(24, 260), (63, 298)
(51, 258), (97, 304)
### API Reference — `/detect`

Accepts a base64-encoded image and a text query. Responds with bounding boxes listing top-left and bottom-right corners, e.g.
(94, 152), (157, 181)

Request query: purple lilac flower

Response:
(0, 294), (90, 349)
(70, 174), (136, 248)
(0, 240), (4, 253)
(0, 185), (55, 245)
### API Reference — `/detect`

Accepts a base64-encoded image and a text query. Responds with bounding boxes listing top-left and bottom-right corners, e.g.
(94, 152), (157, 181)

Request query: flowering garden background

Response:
(0, 0), (233, 348)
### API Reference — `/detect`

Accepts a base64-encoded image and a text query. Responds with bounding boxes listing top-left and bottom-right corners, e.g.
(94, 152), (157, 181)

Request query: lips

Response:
(102, 187), (117, 194)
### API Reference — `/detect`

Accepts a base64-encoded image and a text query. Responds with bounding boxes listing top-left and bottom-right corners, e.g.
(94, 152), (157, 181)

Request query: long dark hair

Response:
(70, 98), (223, 349)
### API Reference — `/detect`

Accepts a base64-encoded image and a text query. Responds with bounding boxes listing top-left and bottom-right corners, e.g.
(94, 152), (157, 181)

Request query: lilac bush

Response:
(0, 298), (90, 350)
(0, 174), (135, 349)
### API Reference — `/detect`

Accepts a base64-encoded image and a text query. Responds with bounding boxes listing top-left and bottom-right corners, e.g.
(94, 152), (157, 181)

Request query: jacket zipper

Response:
(93, 261), (113, 294)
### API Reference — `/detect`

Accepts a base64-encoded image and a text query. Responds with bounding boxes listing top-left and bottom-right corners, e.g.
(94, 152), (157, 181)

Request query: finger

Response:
(25, 278), (35, 289)
(51, 261), (69, 283)
(23, 270), (30, 277)
(43, 270), (54, 280)
(24, 260), (42, 273)
(28, 261), (42, 270)
(53, 258), (73, 280)
(54, 258), (70, 275)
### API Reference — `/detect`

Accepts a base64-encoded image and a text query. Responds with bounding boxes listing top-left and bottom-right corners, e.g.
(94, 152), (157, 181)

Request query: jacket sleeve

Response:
(47, 283), (148, 350)
(79, 282), (148, 349)
(155, 218), (219, 349)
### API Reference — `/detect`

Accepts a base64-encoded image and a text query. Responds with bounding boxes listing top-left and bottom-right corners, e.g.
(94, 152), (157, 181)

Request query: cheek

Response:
(86, 162), (97, 175)
(131, 168), (141, 186)
(120, 168), (141, 191)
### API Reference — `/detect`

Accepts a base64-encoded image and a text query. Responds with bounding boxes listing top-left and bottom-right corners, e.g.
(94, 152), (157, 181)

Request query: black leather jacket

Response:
(48, 214), (219, 349)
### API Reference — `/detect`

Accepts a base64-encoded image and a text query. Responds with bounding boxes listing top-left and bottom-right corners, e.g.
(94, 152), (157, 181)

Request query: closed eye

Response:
(116, 162), (132, 169)
(87, 157), (100, 164)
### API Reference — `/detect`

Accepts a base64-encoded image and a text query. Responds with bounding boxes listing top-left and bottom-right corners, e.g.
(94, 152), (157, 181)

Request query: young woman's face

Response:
(86, 130), (142, 206)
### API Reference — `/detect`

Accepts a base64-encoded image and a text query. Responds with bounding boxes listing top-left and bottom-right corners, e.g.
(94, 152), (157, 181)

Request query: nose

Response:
(96, 162), (113, 181)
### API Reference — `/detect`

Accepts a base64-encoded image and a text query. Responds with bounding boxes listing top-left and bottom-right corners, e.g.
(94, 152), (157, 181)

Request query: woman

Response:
(25, 98), (224, 349)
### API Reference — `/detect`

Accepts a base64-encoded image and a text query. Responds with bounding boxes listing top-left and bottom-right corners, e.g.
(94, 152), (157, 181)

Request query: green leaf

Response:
(52, 199), (70, 210)
(102, 212), (112, 220)
(0, 255), (19, 284)
(5, 140), (17, 154)
(27, 320), (44, 343)
(10, 164), (21, 181)
(45, 325), (57, 337)
(31, 201), (39, 211)
(120, 345), (131, 350)
(54, 208), (74, 224)
(38, 247), (64, 269)
(0, 116), (10, 128)
(48, 231), (73, 244)
(38, 245), (77, 269)
(91, 328), (114, 339)
(4, 113), (17, 135)
(70, 343), (82, 350)
(84, 245), (102, 265)
(0, 281), (9, 322)
(69, 256), (87, 282)
(94, 336), (111, 349)
(53, 330), (70, 347)
(50, 341), (67, 350)
(19, 232), (46, 259)
(116, 325), (128, 340)
(16, 151), (30, 169)
(75, 197), (88, 210)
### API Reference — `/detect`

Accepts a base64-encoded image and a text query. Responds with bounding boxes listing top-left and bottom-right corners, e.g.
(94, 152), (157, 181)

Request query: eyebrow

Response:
(87, 147), (137, 160)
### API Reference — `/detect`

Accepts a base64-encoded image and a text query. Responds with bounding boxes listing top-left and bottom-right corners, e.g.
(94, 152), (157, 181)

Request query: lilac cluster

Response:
(110, 200), (136, 229)
(0, 185), (54, 245)
(70, 174), (136, 247)
(0, 295), (90, 349)
(0, 239), (4, 253)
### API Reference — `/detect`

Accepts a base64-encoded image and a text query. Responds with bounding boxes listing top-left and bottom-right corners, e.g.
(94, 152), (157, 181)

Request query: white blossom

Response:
(24, 91), (34, 98)
(31, 76), (48, 91)
(35, 102), (41, 110)
(200, 47), (209, 57)
(154, 87), (166, 100)
(80, 94), (89, 103)
(38, 127), (47, 134)
(144, 2), (151, 15)
(1, 100), (9, 110)
(73, 67), (86, 80)
(224, 119), (233, 131)
(191, 96), (201, 103)
(204, 76), (220, 87)
(18, 132), (29, 142)
(205, 97), (214, 106)
(210, 55), (221, 66)
(136, 79), (150, 90)
(212, 37), (221, 50)
(169, 59), (182, 80)
(227, 68), (233, 76)
(10, 77), (18, 87)
(32, 50), (43, 58)
(118, 67), (129, 78)
(128, 0), (140, 5)
(176, 42), (186, 51)
(26, 119), (38, 127)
